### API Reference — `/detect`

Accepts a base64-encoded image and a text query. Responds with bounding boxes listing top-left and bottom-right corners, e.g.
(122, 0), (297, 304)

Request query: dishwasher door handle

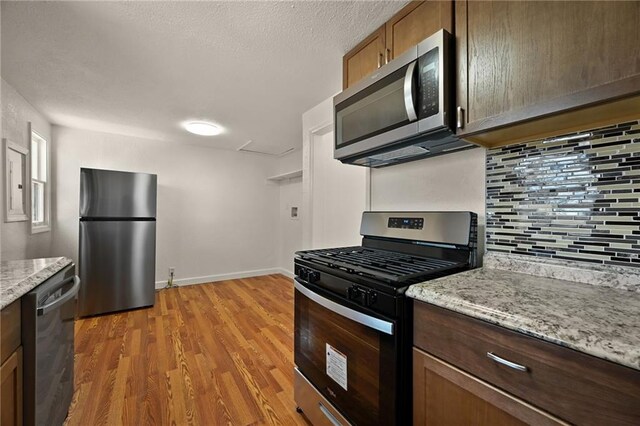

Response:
(37, 276), (81, 316)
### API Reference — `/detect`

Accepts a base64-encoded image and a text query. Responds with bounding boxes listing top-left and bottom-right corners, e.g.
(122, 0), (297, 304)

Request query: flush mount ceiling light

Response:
(183, 121), (222, 136)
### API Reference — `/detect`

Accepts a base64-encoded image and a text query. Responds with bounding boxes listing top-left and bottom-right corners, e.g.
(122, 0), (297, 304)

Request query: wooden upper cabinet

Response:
(386, 1), (453, 61)
(343, 1), (453, 89)
(343, 25), (385, 90)
(456, 0), (640, 146)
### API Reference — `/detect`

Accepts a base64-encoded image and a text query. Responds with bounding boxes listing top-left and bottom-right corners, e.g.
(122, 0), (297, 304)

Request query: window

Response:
(31, 130), (50, 232)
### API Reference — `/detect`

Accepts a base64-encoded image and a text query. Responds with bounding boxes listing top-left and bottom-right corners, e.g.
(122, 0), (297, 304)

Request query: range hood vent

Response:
(344, 129), (472, 168)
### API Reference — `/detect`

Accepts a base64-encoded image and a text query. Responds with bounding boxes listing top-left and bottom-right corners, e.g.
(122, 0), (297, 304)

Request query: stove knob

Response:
(308, 271), (320, 283)
(347, 286), (355, 300)
(298, 268), (309, 280)
(365, 290), (378, 307)
(348, 286), (371, 306)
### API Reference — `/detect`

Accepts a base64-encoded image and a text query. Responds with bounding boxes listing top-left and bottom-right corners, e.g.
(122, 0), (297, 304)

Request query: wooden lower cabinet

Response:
(413, 348), (564, 426)
(1, 300), (22, 426)
(414, 302), (640, 425)
(0, 346), (23, 426)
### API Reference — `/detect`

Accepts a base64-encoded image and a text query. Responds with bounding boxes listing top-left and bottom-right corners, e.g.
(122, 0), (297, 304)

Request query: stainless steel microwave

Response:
(333, 29), (471, 168)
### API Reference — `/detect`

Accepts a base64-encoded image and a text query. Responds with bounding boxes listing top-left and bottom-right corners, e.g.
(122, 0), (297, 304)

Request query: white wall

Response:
(273, 149), (303, 275)
(311, 131), (366, 248)
(301, 96), (368, 250)
(275, 148), (303, 175)
(52, 126), (281, 286)
(276, 178), (302, 275)
(371, 147), (487, 257)
(1, 79), (54, 260)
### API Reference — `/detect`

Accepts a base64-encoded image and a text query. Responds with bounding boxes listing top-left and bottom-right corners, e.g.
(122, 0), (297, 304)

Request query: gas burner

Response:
(297, 246), (464, 283)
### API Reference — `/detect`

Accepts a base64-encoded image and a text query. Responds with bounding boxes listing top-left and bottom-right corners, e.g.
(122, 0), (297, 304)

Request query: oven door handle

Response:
(294, 279), (394, 335)
(37, 276), (81, 316)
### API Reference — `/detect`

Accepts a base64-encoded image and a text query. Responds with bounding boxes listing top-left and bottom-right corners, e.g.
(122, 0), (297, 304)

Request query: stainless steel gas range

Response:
(293, 211), (478, 425)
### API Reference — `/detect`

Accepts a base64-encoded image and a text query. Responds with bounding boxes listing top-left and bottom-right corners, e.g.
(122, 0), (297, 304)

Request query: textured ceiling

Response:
(1, 1), (405, 153)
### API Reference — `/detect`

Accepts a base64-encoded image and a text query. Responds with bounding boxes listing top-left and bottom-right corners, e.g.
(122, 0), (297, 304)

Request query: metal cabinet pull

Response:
(318, 402), (342, 426)
(377, 52), (383, 69)
(456, 106), (465, 129)
(487, 352), (528, 372)
(385, 48), (391, 64)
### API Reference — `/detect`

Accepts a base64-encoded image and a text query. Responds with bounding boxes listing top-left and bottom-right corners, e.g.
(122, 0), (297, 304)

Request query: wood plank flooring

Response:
(65, 274), (307, 426)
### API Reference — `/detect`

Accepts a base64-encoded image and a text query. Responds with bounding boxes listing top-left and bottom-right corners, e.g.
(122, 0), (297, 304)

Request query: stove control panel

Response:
(388, 217), (424, 230)
(347, 285), (378, 307)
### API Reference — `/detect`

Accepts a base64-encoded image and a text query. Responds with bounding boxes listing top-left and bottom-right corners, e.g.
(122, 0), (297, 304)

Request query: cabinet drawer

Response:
(1, 300), (21, 365)
(414, 301), (640, 425)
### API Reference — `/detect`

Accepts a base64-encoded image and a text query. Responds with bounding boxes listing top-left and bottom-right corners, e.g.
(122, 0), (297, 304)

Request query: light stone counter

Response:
(0, 257), (73, 309)
(406, 252), (640, 371)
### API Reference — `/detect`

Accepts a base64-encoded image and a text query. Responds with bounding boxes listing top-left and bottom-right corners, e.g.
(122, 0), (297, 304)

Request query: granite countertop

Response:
(0, 257), (73, 309)
(406, 253), (640, 371)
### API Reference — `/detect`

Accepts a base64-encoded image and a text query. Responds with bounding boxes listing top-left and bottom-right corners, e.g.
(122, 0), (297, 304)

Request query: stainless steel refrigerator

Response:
(78, 168), (157, 317)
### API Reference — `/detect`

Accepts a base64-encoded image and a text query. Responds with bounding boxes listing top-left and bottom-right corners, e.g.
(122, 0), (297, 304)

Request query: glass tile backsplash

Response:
(486, 120), (640, 267)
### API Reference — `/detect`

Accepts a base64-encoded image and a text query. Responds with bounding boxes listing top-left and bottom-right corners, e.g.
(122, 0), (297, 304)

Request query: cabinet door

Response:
(385, 1), (453, 61)
(1, 347), (23, 426)
(1, 300), (21, 365)
(456, 0), (640, 143)
(413, 348), (565, 426)
(342, 25), (385, 89)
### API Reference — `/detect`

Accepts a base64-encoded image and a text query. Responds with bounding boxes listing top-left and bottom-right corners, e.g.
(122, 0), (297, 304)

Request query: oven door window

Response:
(294, 286), (397, 425)
(335, 64), (416, 149)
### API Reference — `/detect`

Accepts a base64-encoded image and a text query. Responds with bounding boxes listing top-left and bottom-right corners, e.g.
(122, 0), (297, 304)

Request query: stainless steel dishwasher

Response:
(22, 263), (79, 426)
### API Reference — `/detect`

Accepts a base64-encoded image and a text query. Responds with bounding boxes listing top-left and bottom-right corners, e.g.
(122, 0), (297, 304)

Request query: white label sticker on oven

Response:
(326, 343), (348, 391)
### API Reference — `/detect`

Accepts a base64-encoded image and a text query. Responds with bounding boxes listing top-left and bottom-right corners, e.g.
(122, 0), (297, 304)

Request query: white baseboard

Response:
(277, 268), (295, 279)
(155, 267), (293, 290)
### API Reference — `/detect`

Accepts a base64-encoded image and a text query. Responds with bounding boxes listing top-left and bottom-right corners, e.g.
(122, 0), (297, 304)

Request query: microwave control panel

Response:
(418, 47), (439, 119)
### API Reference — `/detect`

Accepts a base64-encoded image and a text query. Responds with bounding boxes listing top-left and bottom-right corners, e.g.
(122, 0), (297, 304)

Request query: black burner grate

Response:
(296, 246), (464, 283)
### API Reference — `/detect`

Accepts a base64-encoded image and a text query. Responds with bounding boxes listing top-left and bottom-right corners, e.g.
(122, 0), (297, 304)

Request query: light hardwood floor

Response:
(65, 274), (307, 426)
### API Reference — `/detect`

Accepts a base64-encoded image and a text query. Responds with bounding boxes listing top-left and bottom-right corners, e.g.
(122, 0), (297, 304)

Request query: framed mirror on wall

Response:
(3, 138), (29, 222)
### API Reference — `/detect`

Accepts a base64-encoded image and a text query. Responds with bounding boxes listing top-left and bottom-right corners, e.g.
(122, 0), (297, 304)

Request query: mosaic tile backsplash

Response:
(486, 120), (640, 267)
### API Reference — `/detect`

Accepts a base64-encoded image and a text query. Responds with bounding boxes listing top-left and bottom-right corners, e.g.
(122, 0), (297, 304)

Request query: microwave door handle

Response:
(403, 61), (418, 122)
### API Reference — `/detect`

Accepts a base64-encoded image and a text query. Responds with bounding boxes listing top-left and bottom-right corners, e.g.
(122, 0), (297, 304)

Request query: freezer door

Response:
(80, 168), (157, 218)
(78, 220), (156, 317)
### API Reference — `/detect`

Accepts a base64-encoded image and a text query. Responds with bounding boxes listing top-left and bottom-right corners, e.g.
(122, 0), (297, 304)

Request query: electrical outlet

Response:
(169, 267), (175, 275)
